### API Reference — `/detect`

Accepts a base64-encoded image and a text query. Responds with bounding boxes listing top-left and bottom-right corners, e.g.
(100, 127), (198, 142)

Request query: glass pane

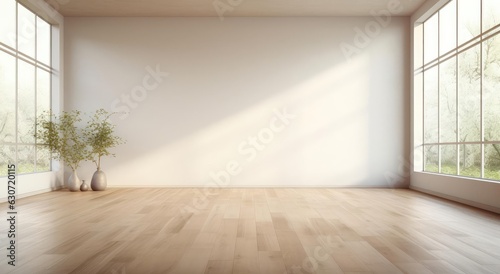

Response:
(424, 66), (438, 143)
(36, 145), (50, 172)
(414, 24), (424, 69)
(0, 144), (15, 177)
(483, 35), (500, 142)
(458, 44), (480, 142)
(0, 0), (16, 48)
(37, 68), (51, 117)
(459, 144), (481, 178)
(424, 13), (439, 64)
(483, 0), (500, 32)
(414, 71), (424, 146)
(0, 51), (16, 143)
(441, 145), (457, 175)
(458, 0), (480, 46)
(18, 4), (36, 59)
(36, 17), (51, 65)
(484, 144), (500, 180)
(424, 145), (439, 172)
(18, 60), (36, 144)
(18, 145), (35, 173)
(439, 57), (457, 142)
(440, 0), (457, 55)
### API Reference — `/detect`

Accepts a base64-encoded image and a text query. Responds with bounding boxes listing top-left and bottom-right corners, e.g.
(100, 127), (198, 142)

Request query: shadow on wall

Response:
(367, 20), (412, 188)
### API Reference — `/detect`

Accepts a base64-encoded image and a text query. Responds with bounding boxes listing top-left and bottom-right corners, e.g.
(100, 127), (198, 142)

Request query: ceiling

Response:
(45, 0), (426, 17)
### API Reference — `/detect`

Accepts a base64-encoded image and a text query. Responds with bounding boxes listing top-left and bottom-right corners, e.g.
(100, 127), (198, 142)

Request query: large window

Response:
(0, 1), (52, 176)
(414, 0), (500, 181)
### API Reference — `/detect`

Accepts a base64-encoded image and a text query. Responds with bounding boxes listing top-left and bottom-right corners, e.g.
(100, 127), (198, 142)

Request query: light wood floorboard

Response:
(0, 188), (499, 273)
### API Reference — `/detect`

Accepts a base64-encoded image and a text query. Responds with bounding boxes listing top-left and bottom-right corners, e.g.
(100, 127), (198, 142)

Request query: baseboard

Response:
(108, 185), (404, 189)
(0, 186), (63, 203)
(0, 185), (408, 203)
(410, 185), (500, 214)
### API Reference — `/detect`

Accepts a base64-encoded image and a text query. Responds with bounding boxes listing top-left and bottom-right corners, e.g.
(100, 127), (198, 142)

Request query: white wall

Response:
(64, 17), (411, 188)
(0, 0), (64, 201)
(410, 1), (500, 213)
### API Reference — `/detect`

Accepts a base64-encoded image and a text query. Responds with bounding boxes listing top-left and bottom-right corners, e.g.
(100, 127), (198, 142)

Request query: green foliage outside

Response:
(425, 164), (500, 180)
(422, 7), (500, 182)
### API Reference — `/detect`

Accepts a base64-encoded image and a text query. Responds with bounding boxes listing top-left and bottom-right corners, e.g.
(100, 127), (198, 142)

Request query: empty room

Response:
(1, 0), (500, 273)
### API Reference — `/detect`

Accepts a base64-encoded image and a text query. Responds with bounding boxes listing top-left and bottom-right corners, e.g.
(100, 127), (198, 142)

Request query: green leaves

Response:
(35, 110), (87, 171)
(84, 109), (125, 169)
(35, 109), (125, 171)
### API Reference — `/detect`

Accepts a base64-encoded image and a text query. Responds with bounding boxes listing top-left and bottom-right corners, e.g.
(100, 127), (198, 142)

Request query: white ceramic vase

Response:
(91, 169), (107, 191)
(68, 170), (81, 192)
(80, 180), (89, 191)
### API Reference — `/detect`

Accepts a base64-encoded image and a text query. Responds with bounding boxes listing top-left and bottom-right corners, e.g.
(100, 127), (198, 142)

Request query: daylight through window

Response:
(0, 1), (52, 176)
(414, 0), (500, 181)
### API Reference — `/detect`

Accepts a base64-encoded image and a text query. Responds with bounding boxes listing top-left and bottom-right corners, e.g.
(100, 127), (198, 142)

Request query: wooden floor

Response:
(1, 188), (500, 274)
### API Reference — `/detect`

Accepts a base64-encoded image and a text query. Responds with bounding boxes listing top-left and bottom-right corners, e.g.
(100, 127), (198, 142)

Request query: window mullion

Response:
(422, 23), (426, 172)
(34, 14), (38, 172)
(14, 1), (19, 174)
(438, 11), (442, 174)
(480, 0), (484, 178)
(455, 0), (460, 176)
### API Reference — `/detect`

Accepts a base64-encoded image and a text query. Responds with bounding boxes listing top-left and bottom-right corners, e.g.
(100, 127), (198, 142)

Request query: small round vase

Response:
(80, 180), (89, 191)
(91, 169), (107, 191)
(68, 170), (81, 192)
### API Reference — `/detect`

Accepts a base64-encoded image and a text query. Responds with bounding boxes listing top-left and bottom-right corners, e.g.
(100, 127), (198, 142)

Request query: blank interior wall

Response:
(64, 17), (410, 187)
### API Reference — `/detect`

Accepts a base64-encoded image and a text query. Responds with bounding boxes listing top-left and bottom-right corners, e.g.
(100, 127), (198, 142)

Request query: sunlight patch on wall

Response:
(107, 56), (371, 187)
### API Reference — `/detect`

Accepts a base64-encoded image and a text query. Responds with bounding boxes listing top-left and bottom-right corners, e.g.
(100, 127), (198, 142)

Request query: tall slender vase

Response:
(68, 170), (81, 192)
(91, 168), (107, 191)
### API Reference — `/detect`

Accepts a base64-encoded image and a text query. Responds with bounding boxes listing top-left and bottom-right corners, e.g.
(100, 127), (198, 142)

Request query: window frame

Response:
(414, 0), (500, 181)
(0, 0), (53, 176)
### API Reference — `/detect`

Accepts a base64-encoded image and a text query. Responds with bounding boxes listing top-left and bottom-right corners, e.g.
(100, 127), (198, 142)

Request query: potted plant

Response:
(85, 109), (124, 191)
(36, 110), (87, 191)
